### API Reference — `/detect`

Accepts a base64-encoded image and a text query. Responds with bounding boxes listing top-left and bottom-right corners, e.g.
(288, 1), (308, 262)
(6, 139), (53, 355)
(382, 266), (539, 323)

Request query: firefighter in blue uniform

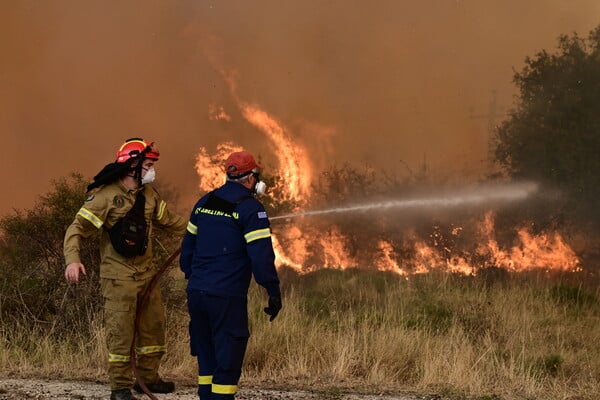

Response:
(180, 150), (282, 400)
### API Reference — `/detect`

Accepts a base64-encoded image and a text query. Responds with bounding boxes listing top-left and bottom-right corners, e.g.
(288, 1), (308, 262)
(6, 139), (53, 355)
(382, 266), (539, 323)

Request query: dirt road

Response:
(0, 379), (440, 400)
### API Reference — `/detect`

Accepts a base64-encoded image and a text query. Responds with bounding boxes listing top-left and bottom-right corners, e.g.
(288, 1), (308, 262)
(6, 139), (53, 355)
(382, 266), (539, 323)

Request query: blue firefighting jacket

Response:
(180, 181), (280, 298)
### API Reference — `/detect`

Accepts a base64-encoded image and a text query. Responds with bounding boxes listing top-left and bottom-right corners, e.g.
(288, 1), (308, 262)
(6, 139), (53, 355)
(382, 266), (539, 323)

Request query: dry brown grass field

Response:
(1, 266), (599, 400)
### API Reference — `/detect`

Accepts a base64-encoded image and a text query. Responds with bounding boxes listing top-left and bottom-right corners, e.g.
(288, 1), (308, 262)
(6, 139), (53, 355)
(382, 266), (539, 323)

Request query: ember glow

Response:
(208, 103), (231, 122)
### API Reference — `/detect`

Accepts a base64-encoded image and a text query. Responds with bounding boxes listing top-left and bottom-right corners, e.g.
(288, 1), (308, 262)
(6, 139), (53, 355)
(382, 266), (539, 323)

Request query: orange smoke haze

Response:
(2, 1), (600, 216)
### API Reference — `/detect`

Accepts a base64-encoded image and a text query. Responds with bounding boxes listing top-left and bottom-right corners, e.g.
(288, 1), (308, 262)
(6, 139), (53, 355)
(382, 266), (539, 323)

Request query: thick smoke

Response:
(1, 0), (599, 215)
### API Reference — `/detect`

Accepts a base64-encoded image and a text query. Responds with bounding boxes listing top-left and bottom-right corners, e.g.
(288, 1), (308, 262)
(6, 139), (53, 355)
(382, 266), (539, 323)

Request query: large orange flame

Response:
(375, 240), (408, 276)
(199, 37), (313, 206)
(475, 212), (581, 272)
(238, 102), (312, 206)
(271, 225), (306, 272)
(194, 141), (243, 192)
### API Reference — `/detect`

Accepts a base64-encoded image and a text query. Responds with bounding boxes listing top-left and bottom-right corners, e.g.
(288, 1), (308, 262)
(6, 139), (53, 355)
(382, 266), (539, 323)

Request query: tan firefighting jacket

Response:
(63, 180), (187, 280)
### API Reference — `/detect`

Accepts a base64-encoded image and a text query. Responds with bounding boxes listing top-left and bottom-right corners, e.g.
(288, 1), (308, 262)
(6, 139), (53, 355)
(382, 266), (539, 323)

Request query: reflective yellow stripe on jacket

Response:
(187, 221), (198, 235)
(244, 228), (270, 243)
(198, 375), (212, 385)
(77, 207), (103, 229)
(155, 200), (167, 221)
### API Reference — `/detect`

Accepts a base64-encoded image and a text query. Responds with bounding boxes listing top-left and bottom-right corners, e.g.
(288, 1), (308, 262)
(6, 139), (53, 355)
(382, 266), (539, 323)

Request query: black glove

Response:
(263, 296), (282, 322)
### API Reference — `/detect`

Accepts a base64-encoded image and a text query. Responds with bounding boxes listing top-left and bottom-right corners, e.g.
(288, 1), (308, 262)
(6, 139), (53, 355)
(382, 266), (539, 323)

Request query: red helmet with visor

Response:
(115, 138), (159, 163)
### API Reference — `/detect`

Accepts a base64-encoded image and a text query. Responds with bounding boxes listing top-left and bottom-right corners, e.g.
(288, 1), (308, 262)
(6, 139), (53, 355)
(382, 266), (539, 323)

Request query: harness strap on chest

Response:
(107, 191), (149, 258)
(202, 191), (254, 228)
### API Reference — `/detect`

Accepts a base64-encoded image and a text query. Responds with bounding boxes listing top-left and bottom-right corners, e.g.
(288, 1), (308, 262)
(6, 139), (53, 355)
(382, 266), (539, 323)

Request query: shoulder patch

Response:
(113, 195), (125, 208)
(85, 194), (95, 202)
(257, 211), (268, 219)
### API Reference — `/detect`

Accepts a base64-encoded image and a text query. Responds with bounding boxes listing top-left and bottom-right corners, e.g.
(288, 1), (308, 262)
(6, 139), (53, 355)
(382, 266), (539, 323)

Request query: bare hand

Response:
(65, 263), (87, 283)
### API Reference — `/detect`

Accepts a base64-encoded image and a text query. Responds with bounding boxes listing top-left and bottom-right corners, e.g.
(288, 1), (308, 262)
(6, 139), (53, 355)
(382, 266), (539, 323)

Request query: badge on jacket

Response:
(113, 195), (126, 208)
(257, 211), (268, 219)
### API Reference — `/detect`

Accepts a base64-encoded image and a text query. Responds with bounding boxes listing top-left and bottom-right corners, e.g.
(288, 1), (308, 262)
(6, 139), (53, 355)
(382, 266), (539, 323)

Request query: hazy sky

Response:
(1, 0), (599, 215)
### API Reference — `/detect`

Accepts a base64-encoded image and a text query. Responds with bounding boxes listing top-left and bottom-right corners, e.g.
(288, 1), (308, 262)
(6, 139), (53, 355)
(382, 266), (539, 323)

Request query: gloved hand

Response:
(263, 296), (282, 322)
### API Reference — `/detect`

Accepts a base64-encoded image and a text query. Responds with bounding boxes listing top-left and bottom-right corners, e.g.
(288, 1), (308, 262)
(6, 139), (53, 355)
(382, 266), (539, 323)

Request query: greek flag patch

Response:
(257, 211), (268, 219)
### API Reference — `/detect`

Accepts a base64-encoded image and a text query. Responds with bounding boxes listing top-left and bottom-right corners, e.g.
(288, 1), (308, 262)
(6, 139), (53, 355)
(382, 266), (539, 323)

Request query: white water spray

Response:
(270, 181), (538, 221)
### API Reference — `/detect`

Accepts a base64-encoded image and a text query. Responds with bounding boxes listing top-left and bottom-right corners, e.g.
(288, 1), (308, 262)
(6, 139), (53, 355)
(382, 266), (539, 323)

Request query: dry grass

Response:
(2, 268), (599, 399)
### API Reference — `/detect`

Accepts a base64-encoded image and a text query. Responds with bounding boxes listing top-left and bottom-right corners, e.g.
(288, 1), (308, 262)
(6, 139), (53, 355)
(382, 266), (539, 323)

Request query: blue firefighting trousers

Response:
(187, 289), (250, 400)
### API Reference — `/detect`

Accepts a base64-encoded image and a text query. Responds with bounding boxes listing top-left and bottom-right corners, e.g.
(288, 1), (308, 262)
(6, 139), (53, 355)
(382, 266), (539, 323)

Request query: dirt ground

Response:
(0, 379), (444, 400)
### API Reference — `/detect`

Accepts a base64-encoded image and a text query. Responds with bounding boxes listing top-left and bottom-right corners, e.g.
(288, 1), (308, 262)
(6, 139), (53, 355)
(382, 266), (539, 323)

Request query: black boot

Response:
(133, 379), (175, 394)
(110, 389), (140, 400)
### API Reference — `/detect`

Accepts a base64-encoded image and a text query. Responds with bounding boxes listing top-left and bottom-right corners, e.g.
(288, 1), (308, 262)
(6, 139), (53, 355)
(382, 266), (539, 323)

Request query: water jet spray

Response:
(270, 181), (538, 221)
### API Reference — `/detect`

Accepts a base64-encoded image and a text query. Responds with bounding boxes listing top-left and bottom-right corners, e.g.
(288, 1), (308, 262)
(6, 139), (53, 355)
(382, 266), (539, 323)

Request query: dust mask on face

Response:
(141, 167), (156, 185)
(255, 180), (267, 196)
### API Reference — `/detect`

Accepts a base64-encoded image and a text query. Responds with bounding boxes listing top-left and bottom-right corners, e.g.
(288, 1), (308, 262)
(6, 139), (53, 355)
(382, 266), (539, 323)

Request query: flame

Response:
(375, 240), (408, 276)
(268, 212), (580, 276)
(318, 226), (357, 269)
(445, 255), (476, 275)
(272, 226), (307, 273)
(199, 38), (313, 206)
(475, 212), (581, 272)
(197, 100), (313, 205)
(272, 225), (357, 272)
(401, 212), (580, 275)
(238, 102), (312, 205)
(194, 141), (243, 192)
(510, 229), (581, 271)
(412, 241), (447, 274)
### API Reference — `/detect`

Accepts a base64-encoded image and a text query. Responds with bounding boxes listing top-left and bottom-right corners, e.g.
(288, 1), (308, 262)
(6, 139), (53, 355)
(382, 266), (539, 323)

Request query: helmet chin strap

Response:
(124, 159), (145, 188)
(128, 145), (154, 187)
(134, 162), (144, 187)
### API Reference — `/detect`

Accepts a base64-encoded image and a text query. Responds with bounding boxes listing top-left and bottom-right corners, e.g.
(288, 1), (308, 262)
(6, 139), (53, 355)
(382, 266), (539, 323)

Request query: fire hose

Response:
(130, 247), (181, 400)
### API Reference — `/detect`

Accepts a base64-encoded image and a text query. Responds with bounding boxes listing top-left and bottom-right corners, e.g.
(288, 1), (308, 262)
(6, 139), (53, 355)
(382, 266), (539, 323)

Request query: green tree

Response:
(495, 26), (600, 227)
(0, 173), (102, 335)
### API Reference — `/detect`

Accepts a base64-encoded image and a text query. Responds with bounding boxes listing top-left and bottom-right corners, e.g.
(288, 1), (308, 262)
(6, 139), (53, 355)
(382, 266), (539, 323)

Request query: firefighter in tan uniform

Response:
(64, 138), (187, 400)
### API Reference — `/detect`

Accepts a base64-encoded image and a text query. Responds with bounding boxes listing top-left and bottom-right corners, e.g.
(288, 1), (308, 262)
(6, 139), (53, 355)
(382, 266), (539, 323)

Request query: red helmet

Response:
(115, 138), (160, 163)
(224, 151), (263, 178)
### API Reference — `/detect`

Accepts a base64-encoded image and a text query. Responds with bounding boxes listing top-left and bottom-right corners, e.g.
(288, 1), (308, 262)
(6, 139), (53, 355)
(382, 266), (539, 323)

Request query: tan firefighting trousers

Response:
(101, 277), (166, 390)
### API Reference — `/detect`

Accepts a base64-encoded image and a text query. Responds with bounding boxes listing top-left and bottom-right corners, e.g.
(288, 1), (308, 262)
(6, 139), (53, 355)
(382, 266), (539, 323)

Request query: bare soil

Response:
(0, 379), (442, 400)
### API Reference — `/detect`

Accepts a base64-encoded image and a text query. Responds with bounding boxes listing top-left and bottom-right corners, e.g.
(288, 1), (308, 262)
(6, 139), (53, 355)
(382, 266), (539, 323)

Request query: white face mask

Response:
(255, 180), (267, 196)
(141, 167), (156, 185)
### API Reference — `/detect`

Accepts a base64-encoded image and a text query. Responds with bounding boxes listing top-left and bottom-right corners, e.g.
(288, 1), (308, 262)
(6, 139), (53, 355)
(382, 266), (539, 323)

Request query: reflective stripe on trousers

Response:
(188, 290), (249, 400)
(101, 277), (166, 390)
